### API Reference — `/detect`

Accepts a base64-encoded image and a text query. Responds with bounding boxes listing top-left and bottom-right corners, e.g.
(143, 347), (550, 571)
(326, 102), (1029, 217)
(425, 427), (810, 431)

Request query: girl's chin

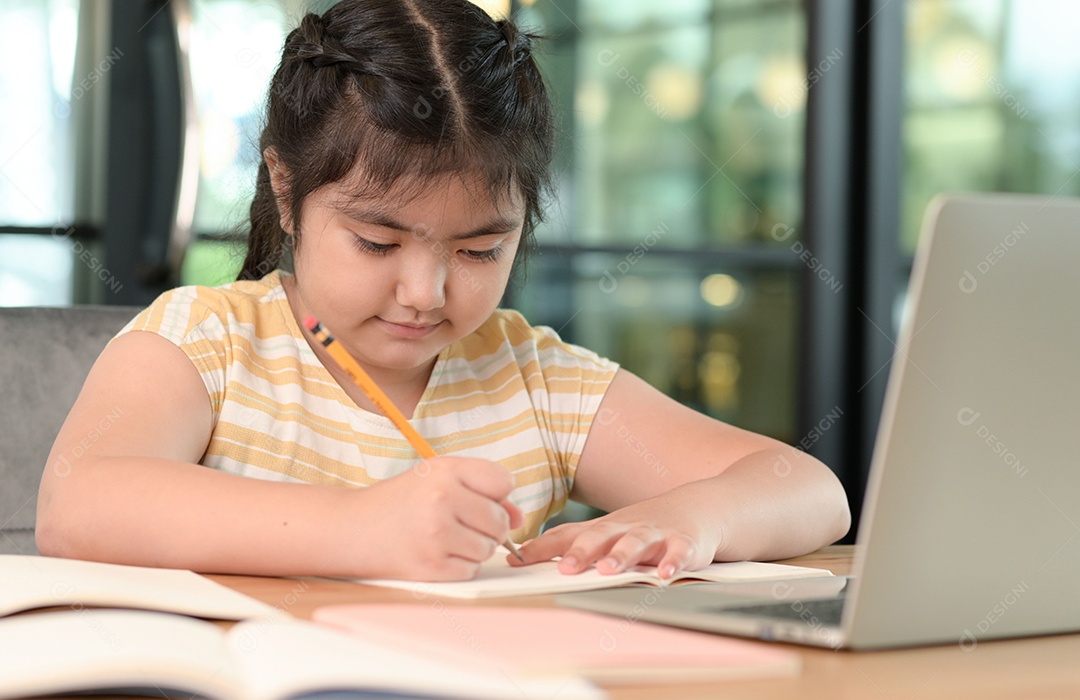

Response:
(362, 338), (444, 370)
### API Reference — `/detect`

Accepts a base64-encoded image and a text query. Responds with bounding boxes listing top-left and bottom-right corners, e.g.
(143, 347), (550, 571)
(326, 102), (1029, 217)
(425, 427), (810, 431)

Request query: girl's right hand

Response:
(345, 456), (522, 581)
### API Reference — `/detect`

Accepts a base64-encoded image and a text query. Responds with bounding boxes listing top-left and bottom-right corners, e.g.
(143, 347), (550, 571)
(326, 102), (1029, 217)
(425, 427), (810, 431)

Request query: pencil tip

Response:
(506, 541), (525, 562)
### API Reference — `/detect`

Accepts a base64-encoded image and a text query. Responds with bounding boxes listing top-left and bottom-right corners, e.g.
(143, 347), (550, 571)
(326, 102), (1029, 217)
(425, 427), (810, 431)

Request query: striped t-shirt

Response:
(118, 271), (619, 539)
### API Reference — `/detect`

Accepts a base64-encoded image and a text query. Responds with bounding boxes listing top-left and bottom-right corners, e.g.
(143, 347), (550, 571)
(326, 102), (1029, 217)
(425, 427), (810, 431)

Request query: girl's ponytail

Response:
(238, 160), (289, 281)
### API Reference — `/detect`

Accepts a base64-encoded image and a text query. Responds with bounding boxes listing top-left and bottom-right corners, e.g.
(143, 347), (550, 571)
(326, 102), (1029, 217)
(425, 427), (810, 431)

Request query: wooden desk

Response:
(207, 546), (1080, 700)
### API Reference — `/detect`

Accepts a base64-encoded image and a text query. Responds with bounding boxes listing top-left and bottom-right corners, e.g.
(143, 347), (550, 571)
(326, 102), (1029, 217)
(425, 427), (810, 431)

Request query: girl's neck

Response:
(280, 272), (435, 418)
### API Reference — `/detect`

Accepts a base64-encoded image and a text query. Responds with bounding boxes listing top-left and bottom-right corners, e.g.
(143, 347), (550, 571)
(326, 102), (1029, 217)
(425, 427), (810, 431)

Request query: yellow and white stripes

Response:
(117, 271), (618, 539)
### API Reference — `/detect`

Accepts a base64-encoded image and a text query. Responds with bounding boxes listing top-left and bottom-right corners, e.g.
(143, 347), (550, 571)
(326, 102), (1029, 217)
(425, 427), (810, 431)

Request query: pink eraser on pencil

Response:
(303, 315), (319, 331)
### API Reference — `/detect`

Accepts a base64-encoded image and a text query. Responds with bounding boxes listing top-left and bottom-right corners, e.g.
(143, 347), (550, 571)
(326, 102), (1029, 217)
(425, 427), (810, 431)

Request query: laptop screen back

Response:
(846, 194), (1080, 649)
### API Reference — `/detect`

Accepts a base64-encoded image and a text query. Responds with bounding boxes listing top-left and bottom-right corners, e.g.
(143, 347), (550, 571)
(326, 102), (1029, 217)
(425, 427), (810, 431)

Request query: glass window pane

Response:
(515, 254), (798, 441)
(580, 0), (710, 30)
(517, 0), (804, 437)
(707, 6), (805, 246)
(905, 0), (1080, 253)
(555, 3), (805, 248)
(189, 0), (290, 234)
(0, 0), (79, 226)
(0, 235), (74, 306)
(575, 26), (710, 246)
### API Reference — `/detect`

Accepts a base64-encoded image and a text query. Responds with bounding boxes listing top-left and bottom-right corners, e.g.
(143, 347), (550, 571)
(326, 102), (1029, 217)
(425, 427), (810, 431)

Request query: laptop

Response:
(557, 193), (1080, 650)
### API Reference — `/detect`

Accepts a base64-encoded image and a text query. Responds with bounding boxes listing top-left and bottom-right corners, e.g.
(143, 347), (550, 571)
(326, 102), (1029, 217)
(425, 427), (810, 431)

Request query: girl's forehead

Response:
(328, 169), (524, 219)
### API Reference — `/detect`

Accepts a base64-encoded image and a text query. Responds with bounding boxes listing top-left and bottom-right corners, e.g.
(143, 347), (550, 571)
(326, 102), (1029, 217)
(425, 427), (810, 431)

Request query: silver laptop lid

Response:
(846, 193), (1080, 649)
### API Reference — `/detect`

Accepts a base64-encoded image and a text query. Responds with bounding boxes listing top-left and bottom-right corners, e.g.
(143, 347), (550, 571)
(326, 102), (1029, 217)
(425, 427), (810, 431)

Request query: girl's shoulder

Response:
(120, 271), (290, 344)
(465, 308), (564, 352)
(459, 309), (618, 373)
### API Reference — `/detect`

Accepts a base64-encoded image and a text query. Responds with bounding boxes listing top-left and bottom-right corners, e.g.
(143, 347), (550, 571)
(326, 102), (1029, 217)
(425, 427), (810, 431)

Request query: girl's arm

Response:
(36, 332), (520, 580)
(515, 369), (851, 576)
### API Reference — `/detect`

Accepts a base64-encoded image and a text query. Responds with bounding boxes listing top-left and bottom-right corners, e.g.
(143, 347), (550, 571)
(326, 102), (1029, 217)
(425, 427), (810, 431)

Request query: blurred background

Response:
(2, 0), (1078, 533)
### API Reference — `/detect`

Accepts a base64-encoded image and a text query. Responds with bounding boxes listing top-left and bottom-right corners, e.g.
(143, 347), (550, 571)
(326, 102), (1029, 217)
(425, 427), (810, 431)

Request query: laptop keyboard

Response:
(719, 597), (846, 627)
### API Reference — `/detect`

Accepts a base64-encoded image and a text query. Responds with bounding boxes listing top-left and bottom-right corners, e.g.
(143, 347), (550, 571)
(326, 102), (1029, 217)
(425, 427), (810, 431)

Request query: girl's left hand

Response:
(509, 498), (722, 579)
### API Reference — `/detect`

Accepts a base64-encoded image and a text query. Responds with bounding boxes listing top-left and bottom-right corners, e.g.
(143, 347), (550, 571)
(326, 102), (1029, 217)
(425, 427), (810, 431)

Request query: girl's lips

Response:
(376, 318), (443, 338)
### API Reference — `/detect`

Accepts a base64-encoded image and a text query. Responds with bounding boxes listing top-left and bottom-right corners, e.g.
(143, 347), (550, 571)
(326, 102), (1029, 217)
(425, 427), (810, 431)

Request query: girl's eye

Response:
(462, 246), (503, 263)
(350, 235), (396, 255)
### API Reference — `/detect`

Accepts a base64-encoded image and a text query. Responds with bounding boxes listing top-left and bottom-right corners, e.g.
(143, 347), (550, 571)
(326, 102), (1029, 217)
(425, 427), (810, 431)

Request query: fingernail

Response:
(660, 563), (676, 578)
(601, 557), (622, 572)
(561, 555), (579, 569)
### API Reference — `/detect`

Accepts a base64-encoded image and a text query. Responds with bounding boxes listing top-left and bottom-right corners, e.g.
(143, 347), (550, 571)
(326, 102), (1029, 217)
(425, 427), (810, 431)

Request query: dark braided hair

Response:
(238, 0), (555, 281)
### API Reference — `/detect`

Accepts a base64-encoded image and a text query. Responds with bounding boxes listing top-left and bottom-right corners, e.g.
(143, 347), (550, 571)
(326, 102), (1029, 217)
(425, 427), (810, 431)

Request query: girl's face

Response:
(285, 170), (523, 385)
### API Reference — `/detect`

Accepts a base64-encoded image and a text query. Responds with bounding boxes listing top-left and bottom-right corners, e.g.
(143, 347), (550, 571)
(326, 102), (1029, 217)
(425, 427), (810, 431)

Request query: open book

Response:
(315, 603), (801, 685)
(0, 554), (274, 620)
(354, 548), (834, 599)
(0, 609), (602, 700)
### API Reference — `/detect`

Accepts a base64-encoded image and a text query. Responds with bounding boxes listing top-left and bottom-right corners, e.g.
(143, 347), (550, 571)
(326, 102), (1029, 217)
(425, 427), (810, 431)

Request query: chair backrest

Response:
(0, 306), (140, 555)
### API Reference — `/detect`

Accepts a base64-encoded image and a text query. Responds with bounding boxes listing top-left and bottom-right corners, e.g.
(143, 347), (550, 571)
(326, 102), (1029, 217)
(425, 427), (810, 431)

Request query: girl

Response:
(36, 0), (849, 581)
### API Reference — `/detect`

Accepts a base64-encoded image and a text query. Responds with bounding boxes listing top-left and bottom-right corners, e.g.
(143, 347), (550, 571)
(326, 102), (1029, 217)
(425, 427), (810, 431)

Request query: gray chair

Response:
(0, 306), (141, 555)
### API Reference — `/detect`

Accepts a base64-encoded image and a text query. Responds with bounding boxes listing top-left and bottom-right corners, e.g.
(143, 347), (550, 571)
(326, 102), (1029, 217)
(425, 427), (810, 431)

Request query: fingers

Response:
(453, 488), (515, 546)
(511, 522), (584, 566)
(441, 520), (501, 565)
(416, 457), (520, 557)
(556, 522), (629, 574)
(356, 456), (524, 582)
(593, 526), (668, 574)
(556, 522), (675, 575)
(515, 521), (702, 578)
(502, 499), (524, 530)
(512, 521), (616, 571)
(653, 533), (697, 579)
(444, 457), (515, 502)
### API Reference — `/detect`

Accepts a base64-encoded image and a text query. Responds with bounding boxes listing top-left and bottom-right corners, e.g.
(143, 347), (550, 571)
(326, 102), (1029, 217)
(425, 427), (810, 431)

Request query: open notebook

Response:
(351, 548), (833, 599)
(0, 609), (602, 700)
(0, 554), (274, 620)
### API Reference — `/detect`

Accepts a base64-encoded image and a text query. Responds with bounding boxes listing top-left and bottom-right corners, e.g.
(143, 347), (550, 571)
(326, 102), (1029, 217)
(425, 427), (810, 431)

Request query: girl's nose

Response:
(394, 253), (447, 312)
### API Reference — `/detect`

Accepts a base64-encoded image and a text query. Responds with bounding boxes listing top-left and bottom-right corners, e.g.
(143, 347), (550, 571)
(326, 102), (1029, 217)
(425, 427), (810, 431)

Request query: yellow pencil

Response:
(304, 315), (523, 562)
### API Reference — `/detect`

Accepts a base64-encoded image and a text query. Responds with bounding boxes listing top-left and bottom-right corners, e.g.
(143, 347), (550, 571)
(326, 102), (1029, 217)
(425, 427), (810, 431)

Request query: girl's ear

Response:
(264, 147), (295, 233)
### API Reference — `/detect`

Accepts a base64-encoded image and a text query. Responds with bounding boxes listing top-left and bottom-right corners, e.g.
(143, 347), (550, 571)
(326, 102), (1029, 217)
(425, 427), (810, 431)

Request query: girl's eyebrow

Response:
(338, 204), (522, 240)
